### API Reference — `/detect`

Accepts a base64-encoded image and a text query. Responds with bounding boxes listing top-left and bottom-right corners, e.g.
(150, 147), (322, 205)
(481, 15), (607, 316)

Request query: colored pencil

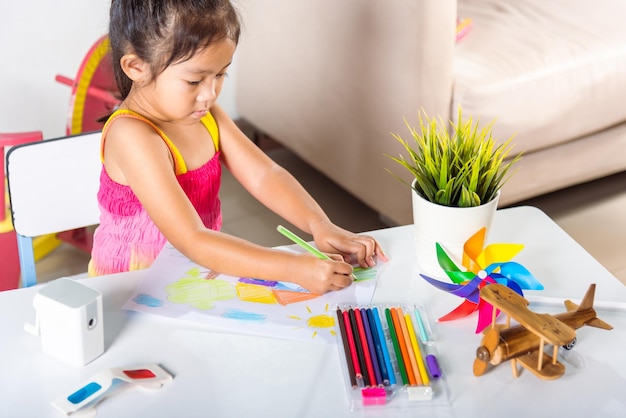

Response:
(405, 312), (430, 385)
(276, 225), (357, 280)
(277, 225), (328, 259)
(349, 309), (370, 386)
(360, 308), (382, 386)
(384, 308), (408, 385)
(336, 308), (357, 387)
(414, 307), (429, 343)
(354, 308), (377, 386)
(391, 307), (417, 385)
(342, 310), (362, 382)
(366, 308), (390, 386)
(372, 307), (395, 385)
(398, 308), (422, 385)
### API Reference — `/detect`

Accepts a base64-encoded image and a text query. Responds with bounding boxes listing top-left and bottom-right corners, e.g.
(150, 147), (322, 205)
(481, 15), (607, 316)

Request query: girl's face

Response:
(141, 38), (237, 124)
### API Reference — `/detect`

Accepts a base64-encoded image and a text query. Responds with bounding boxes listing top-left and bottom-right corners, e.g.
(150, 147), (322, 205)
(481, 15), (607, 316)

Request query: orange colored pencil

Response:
(390, 307), (416, 385)
(397, 308), (422, 385)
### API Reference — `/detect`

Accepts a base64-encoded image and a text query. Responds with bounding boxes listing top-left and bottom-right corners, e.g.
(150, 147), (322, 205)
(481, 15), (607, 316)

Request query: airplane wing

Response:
(481, 284), (576, 346)
(515, 350), (566, 380)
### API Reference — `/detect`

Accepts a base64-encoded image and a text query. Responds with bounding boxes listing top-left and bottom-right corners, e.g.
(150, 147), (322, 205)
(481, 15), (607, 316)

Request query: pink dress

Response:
(88, 109), (222, 276)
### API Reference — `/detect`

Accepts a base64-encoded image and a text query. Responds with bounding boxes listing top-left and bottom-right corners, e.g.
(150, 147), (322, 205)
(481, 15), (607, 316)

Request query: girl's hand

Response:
(312, 223), (389, 269)
(289, 253), (355, 294)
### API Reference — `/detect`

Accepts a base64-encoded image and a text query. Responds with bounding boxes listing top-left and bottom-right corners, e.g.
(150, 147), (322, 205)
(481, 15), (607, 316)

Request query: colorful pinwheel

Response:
(420, 228), (543, 333)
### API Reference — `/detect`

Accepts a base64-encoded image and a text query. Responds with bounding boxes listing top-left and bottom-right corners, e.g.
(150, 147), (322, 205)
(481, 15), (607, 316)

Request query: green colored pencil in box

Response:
(276, 225), (375, 281)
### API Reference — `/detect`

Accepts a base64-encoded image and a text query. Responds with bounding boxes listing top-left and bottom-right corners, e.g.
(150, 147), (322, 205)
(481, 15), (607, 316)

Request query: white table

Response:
(1, 206), (625, 418)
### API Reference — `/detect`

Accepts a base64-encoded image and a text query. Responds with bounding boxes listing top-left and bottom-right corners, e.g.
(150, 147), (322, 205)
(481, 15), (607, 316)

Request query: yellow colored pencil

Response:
(405, 312), (430, 385)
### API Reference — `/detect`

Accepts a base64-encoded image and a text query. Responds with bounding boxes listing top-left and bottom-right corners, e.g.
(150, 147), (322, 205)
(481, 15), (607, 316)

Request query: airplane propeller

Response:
(473, 326), (500, 376)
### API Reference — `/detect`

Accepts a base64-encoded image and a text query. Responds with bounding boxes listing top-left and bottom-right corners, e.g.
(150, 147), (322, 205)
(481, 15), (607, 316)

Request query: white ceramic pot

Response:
(411, 181), (500, 277)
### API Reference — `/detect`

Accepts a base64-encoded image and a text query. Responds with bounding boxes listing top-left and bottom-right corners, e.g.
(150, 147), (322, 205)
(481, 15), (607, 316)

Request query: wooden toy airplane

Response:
(473, 283), (612, 380)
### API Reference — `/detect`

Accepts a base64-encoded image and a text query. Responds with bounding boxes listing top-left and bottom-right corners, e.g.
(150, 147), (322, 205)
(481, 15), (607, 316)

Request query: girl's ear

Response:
(120, 54), (150, 82)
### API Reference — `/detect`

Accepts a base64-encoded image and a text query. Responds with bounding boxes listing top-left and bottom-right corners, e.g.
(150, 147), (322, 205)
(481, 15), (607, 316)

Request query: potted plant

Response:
(386, 108), (522, 275)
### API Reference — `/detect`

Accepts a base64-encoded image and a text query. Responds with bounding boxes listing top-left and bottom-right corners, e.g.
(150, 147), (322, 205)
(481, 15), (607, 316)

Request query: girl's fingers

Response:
(332, 273), (354, 290)
(374, 241), (389, 262)
(349, 235), (381, 267)
(327, 253), (344, 262)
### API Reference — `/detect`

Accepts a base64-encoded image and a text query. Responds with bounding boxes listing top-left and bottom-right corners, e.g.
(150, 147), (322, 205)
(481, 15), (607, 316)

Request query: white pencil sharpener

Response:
(25, 278), (104, 366)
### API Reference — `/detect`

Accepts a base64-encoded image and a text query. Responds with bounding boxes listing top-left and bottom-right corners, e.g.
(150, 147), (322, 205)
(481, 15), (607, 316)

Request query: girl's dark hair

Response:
(109, 0), (241, 99)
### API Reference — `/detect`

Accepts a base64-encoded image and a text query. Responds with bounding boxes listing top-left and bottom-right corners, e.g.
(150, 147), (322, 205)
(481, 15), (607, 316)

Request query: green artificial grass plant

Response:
(387, 109), (522, 208)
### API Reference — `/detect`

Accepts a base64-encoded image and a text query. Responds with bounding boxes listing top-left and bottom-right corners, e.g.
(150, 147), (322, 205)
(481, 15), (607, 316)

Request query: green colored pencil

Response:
(277, 225), (329, 259)
(385, 308), (409, 385)
(276, 225), (358, 280)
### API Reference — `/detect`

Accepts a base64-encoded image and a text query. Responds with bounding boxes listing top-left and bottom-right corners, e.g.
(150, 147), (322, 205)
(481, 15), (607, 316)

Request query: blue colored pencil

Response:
(360, 308), (382, 386)
(366, 308), (390, 386)
(372, 307), (395, 385)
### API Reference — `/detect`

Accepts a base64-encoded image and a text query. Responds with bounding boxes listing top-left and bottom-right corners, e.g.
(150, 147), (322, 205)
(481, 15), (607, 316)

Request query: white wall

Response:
(0, 0), (238, 140)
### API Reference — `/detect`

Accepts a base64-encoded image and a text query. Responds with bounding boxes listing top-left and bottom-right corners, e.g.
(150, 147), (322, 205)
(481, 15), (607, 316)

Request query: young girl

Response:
(89, 0), (387, 294)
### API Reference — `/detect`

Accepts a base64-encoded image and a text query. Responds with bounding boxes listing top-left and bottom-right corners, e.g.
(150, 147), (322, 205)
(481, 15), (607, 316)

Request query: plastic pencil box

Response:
(333, 303), (449, 410)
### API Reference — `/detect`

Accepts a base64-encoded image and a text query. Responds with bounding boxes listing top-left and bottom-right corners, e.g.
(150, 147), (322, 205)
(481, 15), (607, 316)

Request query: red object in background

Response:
(55, 35), (119, 135)
(0, 230), (20, 291)
(1, 36), (118, 291)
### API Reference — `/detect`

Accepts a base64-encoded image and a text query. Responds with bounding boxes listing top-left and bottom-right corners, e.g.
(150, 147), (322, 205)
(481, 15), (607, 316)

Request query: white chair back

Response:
(6, 131), (102, 286)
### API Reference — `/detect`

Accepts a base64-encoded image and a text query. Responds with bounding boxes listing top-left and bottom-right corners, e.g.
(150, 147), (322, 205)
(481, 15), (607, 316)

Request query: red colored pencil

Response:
(341, 309), (362, 383)
(349, 309), (370, 386)
(354, 308), (378, 386)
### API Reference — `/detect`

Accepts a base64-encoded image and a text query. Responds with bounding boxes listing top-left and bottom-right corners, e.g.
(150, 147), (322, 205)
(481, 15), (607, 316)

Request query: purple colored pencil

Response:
(361, 308), (383, 386)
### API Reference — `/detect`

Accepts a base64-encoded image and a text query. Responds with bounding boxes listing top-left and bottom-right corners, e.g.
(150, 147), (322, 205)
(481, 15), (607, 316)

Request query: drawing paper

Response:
(124, 243), (380, 344)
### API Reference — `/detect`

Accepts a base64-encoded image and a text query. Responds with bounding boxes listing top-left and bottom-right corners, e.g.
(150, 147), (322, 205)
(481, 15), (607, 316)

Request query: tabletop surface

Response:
(1, 206), (625, 418)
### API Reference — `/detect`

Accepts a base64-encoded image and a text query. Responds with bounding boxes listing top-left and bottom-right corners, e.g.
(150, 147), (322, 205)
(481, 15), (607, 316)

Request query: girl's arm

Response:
(213, 105), (388, 267)
(102, 111), (354, 294)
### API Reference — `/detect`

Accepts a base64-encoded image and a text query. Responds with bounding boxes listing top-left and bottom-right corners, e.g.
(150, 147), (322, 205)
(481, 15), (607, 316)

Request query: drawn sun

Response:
(288, 303), (336, 339)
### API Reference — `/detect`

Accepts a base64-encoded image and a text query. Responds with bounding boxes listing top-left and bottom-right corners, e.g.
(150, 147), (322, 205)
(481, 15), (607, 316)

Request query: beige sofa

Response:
(235, 0), (626, 225)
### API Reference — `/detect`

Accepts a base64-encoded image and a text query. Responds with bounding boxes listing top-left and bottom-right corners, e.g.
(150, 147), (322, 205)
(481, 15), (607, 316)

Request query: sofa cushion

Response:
(454, 0), (626, 153)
